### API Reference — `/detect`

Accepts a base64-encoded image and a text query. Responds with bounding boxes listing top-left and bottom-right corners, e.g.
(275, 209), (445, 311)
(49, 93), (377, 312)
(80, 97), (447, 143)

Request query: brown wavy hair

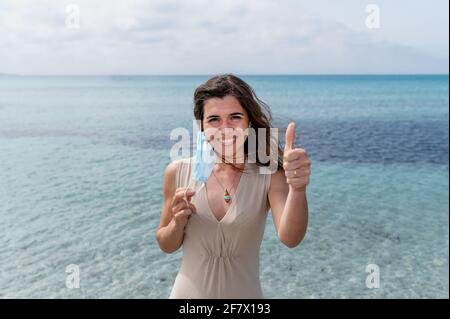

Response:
(193, 74), (283, 172)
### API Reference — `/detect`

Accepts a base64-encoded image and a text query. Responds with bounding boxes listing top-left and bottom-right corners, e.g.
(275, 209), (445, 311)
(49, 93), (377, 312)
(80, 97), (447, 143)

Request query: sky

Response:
(0, 0), (448, 75)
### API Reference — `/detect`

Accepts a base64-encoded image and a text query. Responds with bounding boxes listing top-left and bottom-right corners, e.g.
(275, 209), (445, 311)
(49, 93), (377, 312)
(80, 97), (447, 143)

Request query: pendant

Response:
(224, 189), (231, 203)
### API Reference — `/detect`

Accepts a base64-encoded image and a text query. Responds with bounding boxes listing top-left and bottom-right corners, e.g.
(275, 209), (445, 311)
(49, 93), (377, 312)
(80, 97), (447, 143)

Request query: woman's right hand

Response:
(171, 187), (197, 229)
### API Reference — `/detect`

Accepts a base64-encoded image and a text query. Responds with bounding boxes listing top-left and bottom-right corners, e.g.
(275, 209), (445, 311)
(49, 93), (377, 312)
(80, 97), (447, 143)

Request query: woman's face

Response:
(202, 95), (250, 162)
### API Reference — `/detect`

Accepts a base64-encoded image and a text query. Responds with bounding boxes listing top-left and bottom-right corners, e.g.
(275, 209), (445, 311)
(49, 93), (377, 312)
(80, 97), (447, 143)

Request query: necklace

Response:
(211, 168), (240, 204)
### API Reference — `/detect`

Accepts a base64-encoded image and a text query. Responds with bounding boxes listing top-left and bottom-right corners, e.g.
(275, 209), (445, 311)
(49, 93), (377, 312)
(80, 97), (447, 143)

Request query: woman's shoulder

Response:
(165, 156), (193, 172)
(169, 156), (194, 166)
(176, 156), (195, 168)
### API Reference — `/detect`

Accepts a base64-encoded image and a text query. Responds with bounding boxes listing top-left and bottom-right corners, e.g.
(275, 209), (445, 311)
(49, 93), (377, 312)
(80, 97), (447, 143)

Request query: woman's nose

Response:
(221, 119), (236, 129)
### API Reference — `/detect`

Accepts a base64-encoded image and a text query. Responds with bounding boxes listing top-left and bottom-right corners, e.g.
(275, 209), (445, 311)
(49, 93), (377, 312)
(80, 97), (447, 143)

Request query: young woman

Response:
(156, 74), (311, 298)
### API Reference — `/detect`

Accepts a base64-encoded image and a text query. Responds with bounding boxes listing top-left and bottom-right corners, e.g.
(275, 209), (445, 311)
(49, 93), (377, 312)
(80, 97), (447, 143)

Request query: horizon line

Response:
(1, 73), (449, 77)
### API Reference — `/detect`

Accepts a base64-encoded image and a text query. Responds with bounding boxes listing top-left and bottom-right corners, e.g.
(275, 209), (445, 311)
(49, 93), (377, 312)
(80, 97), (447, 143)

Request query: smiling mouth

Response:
(216, 136), (237, 146)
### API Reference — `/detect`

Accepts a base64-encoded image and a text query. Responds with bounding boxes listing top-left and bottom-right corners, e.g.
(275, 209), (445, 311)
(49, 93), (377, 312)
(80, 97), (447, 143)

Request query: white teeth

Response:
(216, 138), (235, 145)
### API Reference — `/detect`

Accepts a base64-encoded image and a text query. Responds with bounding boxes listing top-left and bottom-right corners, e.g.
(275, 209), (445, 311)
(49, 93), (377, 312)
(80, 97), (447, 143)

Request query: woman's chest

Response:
(205, 182), (232, 221)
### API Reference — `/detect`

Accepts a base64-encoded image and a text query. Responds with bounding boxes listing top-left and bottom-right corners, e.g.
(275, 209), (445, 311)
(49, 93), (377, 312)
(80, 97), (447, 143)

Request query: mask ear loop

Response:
(183, 155), (207, 205)
(183, 157), (193, 204)
(183, 180), (192, 206)
(183, 179), (206, 204)
(183, 124), (205, 204)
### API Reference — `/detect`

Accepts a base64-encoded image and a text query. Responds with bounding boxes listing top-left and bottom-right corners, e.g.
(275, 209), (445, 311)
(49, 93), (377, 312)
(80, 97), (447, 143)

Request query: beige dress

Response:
(169, 156), (272, 299)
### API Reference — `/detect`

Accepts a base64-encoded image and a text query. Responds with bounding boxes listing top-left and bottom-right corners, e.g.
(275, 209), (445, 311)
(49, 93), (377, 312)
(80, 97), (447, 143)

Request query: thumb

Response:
(285, 122), (296, 151)
(184, 189), (196, 202)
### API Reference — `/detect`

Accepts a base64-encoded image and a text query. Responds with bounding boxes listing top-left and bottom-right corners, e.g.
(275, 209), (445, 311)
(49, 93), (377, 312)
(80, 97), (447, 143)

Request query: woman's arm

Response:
(155, 161), (196, 253)
(268, 122), (311, 248)
(268, 169), (308, 248)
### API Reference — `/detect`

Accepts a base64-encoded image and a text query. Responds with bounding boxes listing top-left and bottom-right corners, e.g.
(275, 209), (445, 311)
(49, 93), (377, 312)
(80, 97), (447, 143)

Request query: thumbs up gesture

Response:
(283, 122), (311, 192)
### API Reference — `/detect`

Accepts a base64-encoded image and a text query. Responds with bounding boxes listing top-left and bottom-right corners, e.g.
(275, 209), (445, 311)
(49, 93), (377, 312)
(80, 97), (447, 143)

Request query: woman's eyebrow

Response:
(206, 112), (244, 119)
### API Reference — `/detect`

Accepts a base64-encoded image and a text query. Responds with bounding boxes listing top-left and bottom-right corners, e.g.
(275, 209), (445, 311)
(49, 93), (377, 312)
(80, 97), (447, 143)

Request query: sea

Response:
(0, 75), (448, 298)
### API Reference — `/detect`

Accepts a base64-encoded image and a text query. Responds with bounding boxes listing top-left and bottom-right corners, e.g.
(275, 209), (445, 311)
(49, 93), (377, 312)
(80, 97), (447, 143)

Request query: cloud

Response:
(0, 0), (447, 74)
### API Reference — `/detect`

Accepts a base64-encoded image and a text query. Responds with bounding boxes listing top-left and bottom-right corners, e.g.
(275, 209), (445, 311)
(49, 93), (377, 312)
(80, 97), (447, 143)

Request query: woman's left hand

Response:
(283, 122), (311, 192)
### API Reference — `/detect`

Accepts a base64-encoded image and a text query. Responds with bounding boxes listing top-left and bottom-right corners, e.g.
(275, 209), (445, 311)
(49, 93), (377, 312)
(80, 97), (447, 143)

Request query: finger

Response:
(172, 200), (197, 213)
(173, 188), (196, 203)
(173, 201), (197, 214)
(175, 208), (193, 219)
(172, 193), (186, 207)
(284, 122), (296, 151)
(176, 188), (195, 198)
(283, 158), (302, 171)
(172, 200), (190, 213)
(284, 148), (307, 162)
(285, 168), (311, 179)
(172, 196), (193, 210)
(283, 157), (310, 171)
(175, 187), (196, 196)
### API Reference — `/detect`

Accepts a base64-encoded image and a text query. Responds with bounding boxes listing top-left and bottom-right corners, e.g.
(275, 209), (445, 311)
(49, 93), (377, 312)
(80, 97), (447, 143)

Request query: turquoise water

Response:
(0, 75), (448, 298)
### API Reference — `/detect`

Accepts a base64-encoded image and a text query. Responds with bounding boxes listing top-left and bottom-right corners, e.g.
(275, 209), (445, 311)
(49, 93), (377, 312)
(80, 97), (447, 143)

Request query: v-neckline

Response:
(203, 162), (247, 223)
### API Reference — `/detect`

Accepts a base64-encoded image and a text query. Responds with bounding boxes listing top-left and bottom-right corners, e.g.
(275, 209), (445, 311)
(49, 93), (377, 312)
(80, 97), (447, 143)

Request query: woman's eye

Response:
(231, 116), (241, 120)
(208, 118), (219, 122)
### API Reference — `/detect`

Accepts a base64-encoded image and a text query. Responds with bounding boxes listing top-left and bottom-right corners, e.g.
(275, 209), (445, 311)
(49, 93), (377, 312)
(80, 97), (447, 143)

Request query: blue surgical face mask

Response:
(193, 130), (216, 183)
